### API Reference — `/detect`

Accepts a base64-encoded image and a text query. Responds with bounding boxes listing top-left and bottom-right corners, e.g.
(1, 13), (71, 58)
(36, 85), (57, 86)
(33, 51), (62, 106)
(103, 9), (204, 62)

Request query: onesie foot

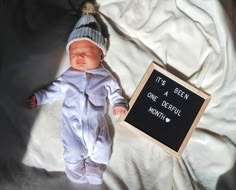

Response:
(85, 160), (106, 185)
(86, 173), (103, 185)
(65, 167), (87, 184)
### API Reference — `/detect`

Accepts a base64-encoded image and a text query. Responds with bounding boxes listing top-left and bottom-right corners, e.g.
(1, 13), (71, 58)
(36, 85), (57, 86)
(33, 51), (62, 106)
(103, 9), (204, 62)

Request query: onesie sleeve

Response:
(106, 77), (128, 110)
(34, 76), (67, 105)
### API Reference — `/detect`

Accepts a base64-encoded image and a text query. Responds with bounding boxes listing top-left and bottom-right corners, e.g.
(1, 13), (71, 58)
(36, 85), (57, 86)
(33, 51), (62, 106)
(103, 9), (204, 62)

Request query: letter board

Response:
(120, 62), (210, 157)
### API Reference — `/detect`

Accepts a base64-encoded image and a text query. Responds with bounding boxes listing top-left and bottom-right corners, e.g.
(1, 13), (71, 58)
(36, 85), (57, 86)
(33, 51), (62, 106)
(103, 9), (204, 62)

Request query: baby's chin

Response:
(71, 65), (100, 71)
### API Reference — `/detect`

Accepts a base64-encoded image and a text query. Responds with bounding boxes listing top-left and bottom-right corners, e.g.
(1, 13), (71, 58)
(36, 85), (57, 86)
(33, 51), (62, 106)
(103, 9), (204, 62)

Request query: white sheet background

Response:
(1, 0), (236, 189)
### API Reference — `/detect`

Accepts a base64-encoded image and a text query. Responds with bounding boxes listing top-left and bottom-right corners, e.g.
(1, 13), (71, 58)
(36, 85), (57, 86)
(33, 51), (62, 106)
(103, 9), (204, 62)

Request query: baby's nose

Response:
(77, 53), (85, 59)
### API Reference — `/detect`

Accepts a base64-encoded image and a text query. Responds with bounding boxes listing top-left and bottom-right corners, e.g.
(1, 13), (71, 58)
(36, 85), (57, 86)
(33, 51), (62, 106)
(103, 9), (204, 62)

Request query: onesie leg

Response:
(86, 124), (112, 185)
(61, 125), (87, 184)
(90, 124), (112, 165)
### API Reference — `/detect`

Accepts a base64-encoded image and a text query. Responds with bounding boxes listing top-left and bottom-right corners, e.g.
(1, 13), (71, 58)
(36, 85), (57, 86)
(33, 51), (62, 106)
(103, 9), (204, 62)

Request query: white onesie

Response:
(34, 66), (127, 183)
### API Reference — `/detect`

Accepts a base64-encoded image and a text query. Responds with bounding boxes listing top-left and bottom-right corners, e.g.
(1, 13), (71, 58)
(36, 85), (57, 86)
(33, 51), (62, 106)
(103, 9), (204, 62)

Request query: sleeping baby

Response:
(28, 2), (128, 185)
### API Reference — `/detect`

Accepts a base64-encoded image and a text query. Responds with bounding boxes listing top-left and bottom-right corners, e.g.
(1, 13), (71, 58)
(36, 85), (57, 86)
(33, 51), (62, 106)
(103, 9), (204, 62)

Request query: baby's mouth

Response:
(76, 61), (85, 65)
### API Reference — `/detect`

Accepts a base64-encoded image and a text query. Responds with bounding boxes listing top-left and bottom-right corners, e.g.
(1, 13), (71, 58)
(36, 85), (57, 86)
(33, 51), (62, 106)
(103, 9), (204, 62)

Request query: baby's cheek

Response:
(70, 57), (76, 63)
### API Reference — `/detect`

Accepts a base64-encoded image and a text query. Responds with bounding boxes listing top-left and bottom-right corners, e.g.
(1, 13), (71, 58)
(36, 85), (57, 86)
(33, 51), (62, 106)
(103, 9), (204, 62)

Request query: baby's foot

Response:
(86, 172), (103, 185)
(65, 166), (87, 184)
(85, 160), (106, 185)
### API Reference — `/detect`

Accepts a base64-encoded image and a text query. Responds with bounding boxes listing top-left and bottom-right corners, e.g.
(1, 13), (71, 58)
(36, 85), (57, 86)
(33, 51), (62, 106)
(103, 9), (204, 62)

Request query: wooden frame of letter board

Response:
(120, 62), (210, 158)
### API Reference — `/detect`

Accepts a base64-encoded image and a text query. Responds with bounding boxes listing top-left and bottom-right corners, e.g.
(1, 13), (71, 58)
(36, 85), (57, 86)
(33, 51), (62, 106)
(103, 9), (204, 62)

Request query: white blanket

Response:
(1, 0), (236, 189)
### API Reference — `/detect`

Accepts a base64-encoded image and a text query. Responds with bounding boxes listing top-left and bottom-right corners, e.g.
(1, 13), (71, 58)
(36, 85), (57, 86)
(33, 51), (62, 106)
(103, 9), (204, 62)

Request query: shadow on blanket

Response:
(220, 0), (236, 48)
(0, 0), (109, 189)
(215, 1), (236, 189)
(216, 161), (236, 190)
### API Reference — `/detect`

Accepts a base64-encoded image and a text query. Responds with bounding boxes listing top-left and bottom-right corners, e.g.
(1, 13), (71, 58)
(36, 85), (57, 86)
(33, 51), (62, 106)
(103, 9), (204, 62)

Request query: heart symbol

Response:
(165, 118), (170, 123)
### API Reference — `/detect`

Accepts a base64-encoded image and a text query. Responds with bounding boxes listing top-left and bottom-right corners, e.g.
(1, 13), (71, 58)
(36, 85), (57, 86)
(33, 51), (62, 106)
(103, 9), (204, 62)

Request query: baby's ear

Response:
(100, 53), (104, 62)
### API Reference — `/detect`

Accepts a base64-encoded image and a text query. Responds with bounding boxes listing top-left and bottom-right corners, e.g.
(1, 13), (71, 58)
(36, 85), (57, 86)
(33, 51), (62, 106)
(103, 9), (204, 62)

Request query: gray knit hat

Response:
(66, 3), (106, 55)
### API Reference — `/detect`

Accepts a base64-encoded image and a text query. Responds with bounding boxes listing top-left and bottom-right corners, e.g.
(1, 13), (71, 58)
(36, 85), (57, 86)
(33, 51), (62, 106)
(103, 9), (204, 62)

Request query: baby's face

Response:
(69, 40), (103, 71)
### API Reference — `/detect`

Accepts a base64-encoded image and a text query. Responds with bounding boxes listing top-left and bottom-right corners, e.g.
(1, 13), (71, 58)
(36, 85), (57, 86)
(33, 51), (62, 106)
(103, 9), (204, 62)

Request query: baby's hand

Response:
(28, 95), (37, 108)
(112, 106), (127, 121)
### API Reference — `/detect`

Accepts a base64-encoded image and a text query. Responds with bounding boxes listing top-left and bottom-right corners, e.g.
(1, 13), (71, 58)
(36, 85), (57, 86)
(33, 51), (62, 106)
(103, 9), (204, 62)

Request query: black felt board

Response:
(121, 62), (210, 157)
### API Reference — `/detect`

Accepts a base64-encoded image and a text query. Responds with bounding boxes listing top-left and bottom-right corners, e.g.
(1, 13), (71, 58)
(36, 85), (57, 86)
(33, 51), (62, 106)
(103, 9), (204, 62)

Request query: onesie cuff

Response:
(34, 92), (42, 105)
(113, 103), (129, 111)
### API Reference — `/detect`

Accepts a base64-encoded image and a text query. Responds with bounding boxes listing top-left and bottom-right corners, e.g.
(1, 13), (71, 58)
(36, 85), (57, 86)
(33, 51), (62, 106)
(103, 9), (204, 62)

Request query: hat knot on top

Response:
(66, 2), (106, 55)
(81, 2), (96, 15)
